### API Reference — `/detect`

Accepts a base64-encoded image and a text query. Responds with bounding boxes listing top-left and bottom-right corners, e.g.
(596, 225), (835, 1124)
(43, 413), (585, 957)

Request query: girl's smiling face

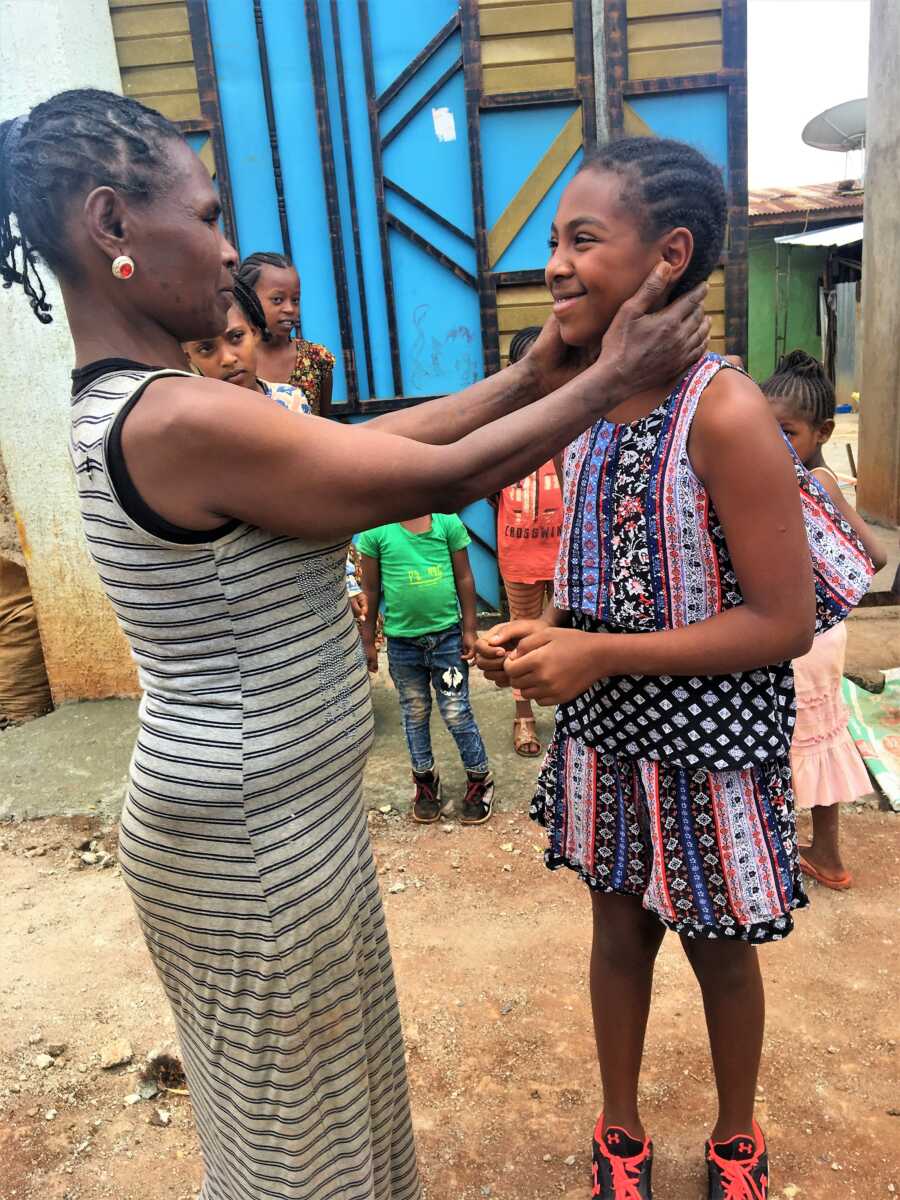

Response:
(547, 168), (693, 350)
(255, 264), (300, 338)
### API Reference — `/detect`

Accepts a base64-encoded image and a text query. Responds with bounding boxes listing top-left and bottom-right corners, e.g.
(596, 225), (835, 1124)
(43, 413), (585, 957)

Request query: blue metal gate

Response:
(201, 0), (598, 608)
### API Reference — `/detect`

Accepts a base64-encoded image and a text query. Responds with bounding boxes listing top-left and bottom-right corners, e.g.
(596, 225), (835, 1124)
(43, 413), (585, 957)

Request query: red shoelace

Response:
(708, 1146), (768, 1200)
(593, 1148), (648, 1200)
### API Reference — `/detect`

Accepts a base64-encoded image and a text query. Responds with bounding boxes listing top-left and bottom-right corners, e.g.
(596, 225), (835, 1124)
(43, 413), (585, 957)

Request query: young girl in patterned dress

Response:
(762, 351), (885, 890)
(475, 138), (867, 1200)
(236, 251), (336, 416)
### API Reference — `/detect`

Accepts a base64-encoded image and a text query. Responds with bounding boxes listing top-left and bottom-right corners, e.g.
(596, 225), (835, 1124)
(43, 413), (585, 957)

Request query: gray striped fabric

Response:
(70, 370), (421, 1200)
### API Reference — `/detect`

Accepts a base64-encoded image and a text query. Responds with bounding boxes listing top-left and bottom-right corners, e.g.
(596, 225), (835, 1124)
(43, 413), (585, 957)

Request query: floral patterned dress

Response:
(289, 339), (336, 415)
(532, 355), (808, 943)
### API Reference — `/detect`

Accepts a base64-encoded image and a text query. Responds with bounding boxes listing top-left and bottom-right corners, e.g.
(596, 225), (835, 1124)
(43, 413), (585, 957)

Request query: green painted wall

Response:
(748, 224), (825, 383)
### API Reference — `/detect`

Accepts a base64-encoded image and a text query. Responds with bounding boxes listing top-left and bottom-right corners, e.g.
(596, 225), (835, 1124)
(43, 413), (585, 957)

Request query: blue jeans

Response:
(386, 625), (489, 776)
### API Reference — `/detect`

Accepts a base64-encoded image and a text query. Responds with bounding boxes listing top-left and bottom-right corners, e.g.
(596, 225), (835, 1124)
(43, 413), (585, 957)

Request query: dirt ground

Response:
(2, 656), (899, 1200)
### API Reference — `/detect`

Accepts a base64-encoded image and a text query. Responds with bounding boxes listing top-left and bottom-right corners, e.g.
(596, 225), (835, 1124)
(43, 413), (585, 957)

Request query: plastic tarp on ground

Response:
(842, 671), (900, 811)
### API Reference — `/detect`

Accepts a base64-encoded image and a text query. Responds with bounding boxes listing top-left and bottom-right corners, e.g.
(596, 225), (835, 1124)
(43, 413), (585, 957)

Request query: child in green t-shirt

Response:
(358, 514), (494, 825)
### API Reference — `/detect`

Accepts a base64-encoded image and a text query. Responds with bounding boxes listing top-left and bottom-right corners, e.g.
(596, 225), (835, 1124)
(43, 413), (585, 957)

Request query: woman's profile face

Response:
(109, 138), (238, 342)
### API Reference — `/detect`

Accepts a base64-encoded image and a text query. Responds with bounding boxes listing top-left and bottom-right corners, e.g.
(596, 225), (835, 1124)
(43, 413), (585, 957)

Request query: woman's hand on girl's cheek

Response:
(504, 627), (603, 705)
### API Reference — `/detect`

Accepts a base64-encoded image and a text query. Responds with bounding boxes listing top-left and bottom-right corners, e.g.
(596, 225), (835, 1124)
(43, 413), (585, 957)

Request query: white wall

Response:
(0, 0), (137, 700)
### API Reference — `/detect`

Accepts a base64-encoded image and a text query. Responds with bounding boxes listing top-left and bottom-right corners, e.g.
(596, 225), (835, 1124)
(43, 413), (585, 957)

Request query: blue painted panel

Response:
(258, 0), (350, 404)
(379, 35), (462, 138)
(368, 0), (458, 97)
(481, 105), (577, 227)
(333, 3), (395, 400)
(206, 0), (282, 254)
(382, 69), (474, 241)
(493, 151), (583, 274)
(386, 189), (478, 277)
(389, 230), (483, 398)
(628, 89), (730, 184)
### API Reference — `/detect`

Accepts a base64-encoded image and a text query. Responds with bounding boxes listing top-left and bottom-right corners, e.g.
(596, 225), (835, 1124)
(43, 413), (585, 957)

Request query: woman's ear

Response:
(658, 227), (694, 288)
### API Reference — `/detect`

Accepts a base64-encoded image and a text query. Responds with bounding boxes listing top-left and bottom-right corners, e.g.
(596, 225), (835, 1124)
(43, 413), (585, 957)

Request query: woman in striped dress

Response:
(0, 90), (708, 1200)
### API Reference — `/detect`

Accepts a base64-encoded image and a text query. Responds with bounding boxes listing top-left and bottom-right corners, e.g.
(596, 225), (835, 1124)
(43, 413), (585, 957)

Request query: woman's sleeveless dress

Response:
(69, 367), (421, 1200)
(533, 354), (809, 942)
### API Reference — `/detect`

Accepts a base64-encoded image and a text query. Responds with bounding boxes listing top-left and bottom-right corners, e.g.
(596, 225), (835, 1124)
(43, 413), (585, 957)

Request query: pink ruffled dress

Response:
(791, 621), (871, 809)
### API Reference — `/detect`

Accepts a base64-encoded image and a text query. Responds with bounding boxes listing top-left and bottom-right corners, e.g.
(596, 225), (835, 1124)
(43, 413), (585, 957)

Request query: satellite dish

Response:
(802, 98), (866, 152)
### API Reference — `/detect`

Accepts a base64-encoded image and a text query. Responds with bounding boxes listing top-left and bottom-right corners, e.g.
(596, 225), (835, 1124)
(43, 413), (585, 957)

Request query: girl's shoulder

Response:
(294, 339), (336, 371)
(260, 380), (312, 414)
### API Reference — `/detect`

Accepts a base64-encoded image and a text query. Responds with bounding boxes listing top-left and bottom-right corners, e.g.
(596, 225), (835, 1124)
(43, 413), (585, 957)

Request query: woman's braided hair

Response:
(761, 349), (835, 425)
(0, 88), (181, 324)
(232, 277), (271, 341)
(579, 136), (727, 299)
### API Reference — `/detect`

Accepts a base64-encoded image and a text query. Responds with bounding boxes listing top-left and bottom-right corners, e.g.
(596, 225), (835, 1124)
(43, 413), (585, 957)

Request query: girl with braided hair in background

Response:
(236, 250), (336, 415)
(0, 89), (711, 1200)
(763, 351), (885, 890)
(476, 137), (828, 1199)
(183, 281), (367, 618)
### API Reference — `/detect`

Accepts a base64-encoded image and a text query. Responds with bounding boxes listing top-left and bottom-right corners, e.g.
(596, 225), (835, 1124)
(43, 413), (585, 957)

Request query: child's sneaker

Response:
(411, 770), (445, 823)
(706, 1121), (769, 1199)
(460, 771), (494, 825)
(592, 1114), (653, 1199)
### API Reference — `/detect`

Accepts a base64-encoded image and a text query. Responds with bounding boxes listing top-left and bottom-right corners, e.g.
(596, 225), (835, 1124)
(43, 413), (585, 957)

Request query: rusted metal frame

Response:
(353, 394), (432, 417)
(381, 57), (463, 149)
(329, 0), (374, 399)
(375, 11), (460, 112)
(493, 269), (547, 287)
(622, 70), (743, 96)
(358, 0), (404, 395)
(460, 0), (500, 376)
(602, 0), (628, 135)
(306, 0), (360, 404)
(385, 213), (477, 289)
(573, 0), (597, 146)
(252, 0), (292, 261)
(479, 88), (578, 110)
(176, 117), (213, 135)
(184, 0), (237, 251)
(723, 0), (749, 360)
(384, 177), (476, 246)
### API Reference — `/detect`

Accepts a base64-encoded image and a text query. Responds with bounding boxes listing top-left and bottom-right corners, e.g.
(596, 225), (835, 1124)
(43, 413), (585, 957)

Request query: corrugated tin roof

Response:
(775, 220), (863, 247)
(749, 182), (864, 223)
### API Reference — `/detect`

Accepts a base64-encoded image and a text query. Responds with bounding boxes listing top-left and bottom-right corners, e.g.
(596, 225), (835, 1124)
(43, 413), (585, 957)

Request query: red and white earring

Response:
(111, 255), (135, 280)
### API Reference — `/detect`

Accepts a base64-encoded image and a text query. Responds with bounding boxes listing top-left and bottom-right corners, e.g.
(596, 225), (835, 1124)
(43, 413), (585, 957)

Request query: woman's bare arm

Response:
(364, 270), (709, 446)
(120, 268), (709, 545)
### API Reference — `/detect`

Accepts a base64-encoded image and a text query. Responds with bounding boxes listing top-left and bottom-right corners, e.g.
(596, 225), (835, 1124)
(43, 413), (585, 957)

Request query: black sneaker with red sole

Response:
(592, 1114), (653, 1199)
(706, 1120), (769, 1199)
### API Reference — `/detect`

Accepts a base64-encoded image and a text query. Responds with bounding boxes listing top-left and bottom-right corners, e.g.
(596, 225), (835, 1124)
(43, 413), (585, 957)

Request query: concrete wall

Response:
(858, 0), (900, 525)
(0, 0), (138, 701)
(747, 225), (824, 382)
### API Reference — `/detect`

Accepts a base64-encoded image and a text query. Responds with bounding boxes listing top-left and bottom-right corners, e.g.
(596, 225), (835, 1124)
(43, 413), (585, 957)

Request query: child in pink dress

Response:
(763, 351), (886, 889)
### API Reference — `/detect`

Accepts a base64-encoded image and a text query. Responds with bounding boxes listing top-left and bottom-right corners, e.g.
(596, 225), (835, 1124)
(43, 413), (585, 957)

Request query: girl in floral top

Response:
(474, 138), (847, 1200)
(236, 252), (336, 416)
